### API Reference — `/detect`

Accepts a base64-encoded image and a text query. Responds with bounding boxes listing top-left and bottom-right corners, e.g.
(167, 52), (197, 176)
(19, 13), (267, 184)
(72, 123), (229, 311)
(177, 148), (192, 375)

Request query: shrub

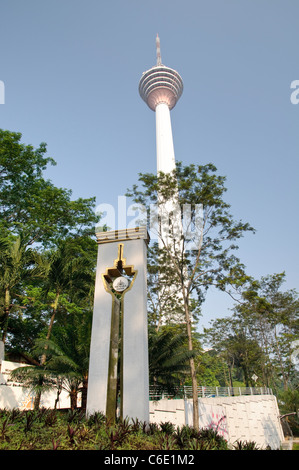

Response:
(0, 408), (262, 450)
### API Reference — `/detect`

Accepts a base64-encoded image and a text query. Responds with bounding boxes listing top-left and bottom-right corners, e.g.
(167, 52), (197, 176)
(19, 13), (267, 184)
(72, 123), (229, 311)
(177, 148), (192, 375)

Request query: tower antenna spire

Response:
(156, 33), (162, 66)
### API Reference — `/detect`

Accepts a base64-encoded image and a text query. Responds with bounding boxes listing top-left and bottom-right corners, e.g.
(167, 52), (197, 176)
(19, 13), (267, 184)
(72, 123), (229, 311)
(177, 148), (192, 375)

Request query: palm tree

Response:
(34, 238), (94, 354)
(31, 304), (92, 410)
(10, 363), (57, 407)
(35, 338), (83, 409)
(30, 237), (95, 408)
(0, 236), (35, 345)
(148, 326), (197, 395)
(48, 306), (92, 410)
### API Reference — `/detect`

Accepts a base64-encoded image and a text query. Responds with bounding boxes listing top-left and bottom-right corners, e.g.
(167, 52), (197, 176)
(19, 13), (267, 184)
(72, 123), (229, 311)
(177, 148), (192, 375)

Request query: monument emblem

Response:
(112, 276), (129, 292)
(86, 227), (149, 423)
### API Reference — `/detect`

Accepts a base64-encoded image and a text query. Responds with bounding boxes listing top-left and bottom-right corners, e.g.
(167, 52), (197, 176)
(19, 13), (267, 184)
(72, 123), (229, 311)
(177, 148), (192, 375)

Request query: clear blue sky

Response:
(0, 0), (298, 330)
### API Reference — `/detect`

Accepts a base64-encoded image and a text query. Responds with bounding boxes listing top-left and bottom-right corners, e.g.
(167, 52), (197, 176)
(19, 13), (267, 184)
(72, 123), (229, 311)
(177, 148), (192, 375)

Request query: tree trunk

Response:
(184, 299), (199, 431)
(70, 388), (77, 410)
(81, 376), (88, 411)
(228, 362), (234, 388)
(0, 340), (4, 373)
(273, 327), (289, 391)
(1, 288), (11, 344)
(54, 387), (62, 409)
(35, 292), (60, 410)
(40, 291), (60, 366)
(33, 375), (44, 410)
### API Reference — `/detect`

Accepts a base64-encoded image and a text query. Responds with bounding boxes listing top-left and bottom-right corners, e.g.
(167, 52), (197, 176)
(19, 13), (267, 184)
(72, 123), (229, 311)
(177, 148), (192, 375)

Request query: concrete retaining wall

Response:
(150, 395), (284, 449)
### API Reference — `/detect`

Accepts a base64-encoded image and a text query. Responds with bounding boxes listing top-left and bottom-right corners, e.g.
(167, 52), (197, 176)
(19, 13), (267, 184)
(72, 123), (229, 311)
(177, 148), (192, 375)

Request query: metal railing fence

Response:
(149, 385), (273, 401)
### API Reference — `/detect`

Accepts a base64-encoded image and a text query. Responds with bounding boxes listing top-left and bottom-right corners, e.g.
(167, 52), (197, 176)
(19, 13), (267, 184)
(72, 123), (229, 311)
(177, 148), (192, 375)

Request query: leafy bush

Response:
(0, 408), (264, 450)
(233, 440), (261, 450)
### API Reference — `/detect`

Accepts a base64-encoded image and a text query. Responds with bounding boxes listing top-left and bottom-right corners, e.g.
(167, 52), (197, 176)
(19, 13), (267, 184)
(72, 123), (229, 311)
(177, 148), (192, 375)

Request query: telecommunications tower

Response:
(139, 36), (185, 324)
(139, 34), (183, 176)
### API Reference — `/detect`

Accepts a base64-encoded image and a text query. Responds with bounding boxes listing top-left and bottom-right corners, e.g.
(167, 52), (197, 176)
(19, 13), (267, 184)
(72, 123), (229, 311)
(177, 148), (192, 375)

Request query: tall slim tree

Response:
(127, 162), (254, 429)
(0, 236), (35, 345)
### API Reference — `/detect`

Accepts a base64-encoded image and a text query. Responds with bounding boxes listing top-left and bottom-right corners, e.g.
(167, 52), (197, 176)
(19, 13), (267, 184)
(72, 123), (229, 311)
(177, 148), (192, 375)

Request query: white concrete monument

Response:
(86, 227), (150, 423)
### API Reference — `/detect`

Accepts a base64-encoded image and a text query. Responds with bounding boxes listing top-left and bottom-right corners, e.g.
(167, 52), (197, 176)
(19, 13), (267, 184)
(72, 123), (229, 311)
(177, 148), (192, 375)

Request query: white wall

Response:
(0, 383), (71, 410)
(149, 395), (284, 449)
(0, 360), (74, 410)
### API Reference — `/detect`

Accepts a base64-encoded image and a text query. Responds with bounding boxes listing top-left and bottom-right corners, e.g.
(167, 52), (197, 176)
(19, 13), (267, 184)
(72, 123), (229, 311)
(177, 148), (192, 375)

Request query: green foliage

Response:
(204, 272), (299, 392)
(196, 351), (223, 386)
(127, 162), (255, 430)
(127, 162), (255, 328)
(233, 440), (261, 450)
(0, 129), (98, 354)
(278, 388), (299, 436)
(0, 409), (265, 450)
(148, 326), (197, 390)
(0, 129), (97, 246)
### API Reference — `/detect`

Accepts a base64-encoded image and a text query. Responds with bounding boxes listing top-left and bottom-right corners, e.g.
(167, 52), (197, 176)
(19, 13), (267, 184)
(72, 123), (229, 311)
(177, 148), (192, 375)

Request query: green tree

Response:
(8, 237), (96, 409)
(278, 388), (299, 435)
(0, 236), (36, 345)
(30, 237), (95, 408)
(127, 162), (254, 429)
(204, 317), (264, 387)
(204, 273), (299, 392)
(49, 304), (93, 410)
(0, 129), (97, 247)
(196, 350), (226, 387)
(33, 329), (90, 411)
(148, 326), (197, 393)
(233, 273), (299, 391)
(10, 361), (56, 410)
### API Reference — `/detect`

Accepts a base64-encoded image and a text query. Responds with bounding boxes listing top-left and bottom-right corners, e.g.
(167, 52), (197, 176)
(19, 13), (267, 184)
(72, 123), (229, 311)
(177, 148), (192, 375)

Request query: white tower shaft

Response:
(155, 102), (176, 174)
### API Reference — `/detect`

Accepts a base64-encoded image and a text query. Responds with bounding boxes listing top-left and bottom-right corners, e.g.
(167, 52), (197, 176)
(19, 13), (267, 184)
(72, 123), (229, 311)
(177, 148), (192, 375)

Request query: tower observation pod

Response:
(139, 34), (183, 175)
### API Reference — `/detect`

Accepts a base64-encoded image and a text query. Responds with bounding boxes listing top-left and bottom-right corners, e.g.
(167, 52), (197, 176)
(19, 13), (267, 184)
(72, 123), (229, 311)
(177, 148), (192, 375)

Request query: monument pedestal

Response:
(86, 227), (149, 422)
